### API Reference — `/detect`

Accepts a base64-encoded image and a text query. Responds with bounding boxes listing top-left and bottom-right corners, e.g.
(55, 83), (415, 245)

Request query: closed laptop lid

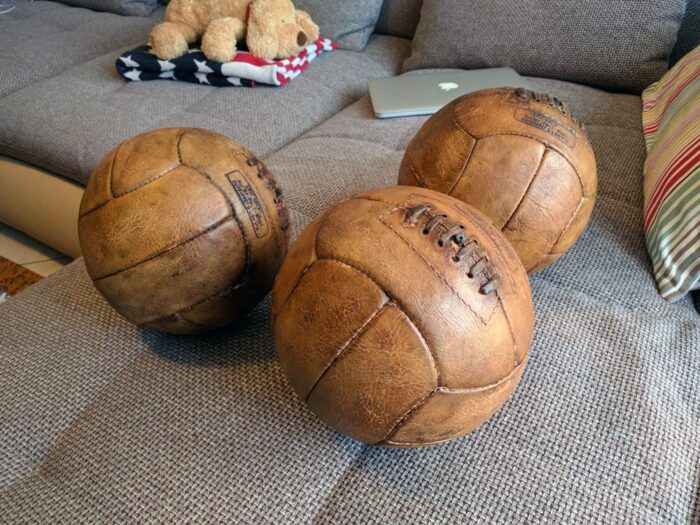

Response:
(368, 68), (530, 118)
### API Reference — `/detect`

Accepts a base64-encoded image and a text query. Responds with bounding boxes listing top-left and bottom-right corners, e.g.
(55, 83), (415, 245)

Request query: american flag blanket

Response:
(116, 37), (336, 87)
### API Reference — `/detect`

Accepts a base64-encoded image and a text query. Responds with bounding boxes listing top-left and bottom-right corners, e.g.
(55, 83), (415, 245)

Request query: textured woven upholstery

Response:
(0, 35), (411, 185)
(0, 1), (164, 97)
(1, 77), (698, 523)
(294, 0), (385, 51)
(403, 0), (688, 94)
(51, 0), (158, 16)
(375, 0), (422, 39)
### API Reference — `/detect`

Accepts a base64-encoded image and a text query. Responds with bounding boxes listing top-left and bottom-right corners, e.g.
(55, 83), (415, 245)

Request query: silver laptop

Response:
(368, 68), (529, 118)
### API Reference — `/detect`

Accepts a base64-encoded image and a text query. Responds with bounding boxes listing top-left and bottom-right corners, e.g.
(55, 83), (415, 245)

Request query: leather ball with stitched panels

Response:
(78, 127), (289, 334)
(272, 186), (534, 447)
(398, 87), (597, 274)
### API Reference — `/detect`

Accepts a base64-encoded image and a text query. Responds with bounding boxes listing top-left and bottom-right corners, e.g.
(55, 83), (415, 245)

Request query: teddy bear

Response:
(149, 0), (320, 62)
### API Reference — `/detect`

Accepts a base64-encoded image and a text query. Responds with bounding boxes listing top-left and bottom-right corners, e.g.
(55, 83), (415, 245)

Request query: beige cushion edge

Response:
(0, 156), (83, 258)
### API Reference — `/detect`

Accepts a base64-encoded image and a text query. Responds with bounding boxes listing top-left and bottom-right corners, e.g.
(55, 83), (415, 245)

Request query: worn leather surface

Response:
(399, 87), (597, 274)
(272, 186), (533, 446)
(78, 128), (289, 334)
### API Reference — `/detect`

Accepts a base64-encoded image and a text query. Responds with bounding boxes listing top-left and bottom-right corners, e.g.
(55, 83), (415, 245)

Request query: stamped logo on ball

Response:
(514, 108), (577, 147)
(227, 171), (270, 238)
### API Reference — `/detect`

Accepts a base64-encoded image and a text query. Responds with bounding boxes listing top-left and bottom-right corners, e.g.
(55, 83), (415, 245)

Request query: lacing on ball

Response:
(514, 87), (582, 128)
(403, 205), (501, 295)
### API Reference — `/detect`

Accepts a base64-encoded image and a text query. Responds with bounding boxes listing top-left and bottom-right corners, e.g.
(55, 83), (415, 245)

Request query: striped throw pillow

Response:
(642, 45), (700, 302)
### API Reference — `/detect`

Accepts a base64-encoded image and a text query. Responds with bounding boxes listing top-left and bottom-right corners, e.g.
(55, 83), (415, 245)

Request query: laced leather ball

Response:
(398, 87), (597, 274)
(79, 128), (289, 334)
(272, 186), (534, 447)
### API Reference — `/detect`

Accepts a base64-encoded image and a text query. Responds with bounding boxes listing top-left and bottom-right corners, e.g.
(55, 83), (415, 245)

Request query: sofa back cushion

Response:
(671, 0), (700, 64)
(294, 0), (384, 50)
(375, 0), (421, 39)
(53, 0), (157, 16)
(403, 0), (688, 94)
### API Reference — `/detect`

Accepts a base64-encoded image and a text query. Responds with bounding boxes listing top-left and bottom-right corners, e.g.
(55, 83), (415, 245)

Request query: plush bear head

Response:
(247, 0), (320, 60)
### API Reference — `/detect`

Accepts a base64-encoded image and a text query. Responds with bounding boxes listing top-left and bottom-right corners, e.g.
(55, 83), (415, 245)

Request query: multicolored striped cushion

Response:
(642, 45), (700, 302)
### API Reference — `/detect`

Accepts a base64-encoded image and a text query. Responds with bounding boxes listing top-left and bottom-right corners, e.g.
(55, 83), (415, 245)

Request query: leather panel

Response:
(386, 361), (526, 447)
(274, 258), (389, 400)
(94, 219), (245, 324)
(79, 165), (230, 279)
(306, 303), (438, 444)
(450, 135), (546, 229)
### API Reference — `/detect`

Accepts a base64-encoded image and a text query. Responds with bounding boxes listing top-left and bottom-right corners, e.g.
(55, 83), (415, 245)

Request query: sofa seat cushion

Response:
(0, 1), (164, 97)
(0, 77), (698, 522)
(0, 35), (410, 185)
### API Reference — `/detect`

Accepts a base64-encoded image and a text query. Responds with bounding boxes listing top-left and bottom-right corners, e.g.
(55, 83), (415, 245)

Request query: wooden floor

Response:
(0, 255), (43, 298)
(0, 223), (71, 300)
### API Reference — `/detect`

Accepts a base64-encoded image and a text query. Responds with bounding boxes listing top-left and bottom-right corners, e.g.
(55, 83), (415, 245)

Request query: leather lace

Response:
(403, 205), (501, 295)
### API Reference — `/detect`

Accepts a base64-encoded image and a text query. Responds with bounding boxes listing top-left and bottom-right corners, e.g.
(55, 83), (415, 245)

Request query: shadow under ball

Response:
(399, 87), (597, 274)
(78, 127), (289, 334)
(272, 186), (534, 447)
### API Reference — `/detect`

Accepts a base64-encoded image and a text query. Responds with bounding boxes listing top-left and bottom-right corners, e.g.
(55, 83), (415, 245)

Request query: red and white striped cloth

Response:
(221, 37), (336, 86)
(117, 37), (336, 87)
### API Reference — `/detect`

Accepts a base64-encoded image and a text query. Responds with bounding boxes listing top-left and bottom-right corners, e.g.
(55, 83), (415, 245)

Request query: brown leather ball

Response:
(79, 128), (289, 334)
(398, 87), (597, 274)
(272, 186), (534, 447)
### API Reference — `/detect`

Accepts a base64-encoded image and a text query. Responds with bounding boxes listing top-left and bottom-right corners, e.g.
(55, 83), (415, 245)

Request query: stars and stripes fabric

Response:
(641, 44), (700, 302)
(116, 37), (336, 87)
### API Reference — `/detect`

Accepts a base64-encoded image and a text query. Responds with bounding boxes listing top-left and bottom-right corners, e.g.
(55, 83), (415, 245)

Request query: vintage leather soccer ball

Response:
(79, 128), (289, 334)
(398, 87), (597, 274)
(272, 186), (534, 447)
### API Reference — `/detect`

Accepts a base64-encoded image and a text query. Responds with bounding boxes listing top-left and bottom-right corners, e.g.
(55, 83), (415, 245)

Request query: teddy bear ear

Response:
(247, 1), (280, 60)
(295, 9), (320, 42)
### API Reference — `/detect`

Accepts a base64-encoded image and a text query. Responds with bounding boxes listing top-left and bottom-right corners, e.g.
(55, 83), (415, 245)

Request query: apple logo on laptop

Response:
(439, 82), (459, 92)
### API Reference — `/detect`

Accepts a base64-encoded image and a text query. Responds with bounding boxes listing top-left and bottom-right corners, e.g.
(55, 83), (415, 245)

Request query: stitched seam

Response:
(304, 300), (391, 403)
(548, 195), (591, 253)
(447, 105), (476, 196)
(78, 164), (180, 219)
(172, 312), (207, 328)
(92, 215), (234, 282)
(501, 147), (548, 232)
(308, 195), (500, 323)
(407, 157), (426, 187)
(271, 193), (358, 319)
(180, 282), (244, 313)
(381, 360), (526, 446)
(107, 144), (118, 200)
(451, 103), (473, 138)
(175, 130), (185, 165)
(431, 216), (501, 323)
(475, 131), (586, 194)
(142, 282), (245, 326)
(248, 158), (289, 249)
(108, 141), (119, 199)
(392, 302), (440, 383)
(314, 258), (522, 444)
(184, 154), (251, 282)
(270, 197), (353, 319)
(447, 138), (476, 196)
(380, 214), (491, 326)
(143, 282), (245, 326)
(379, 389), (437, 444)
(499, 298), (521, 368)
(114, 129), (183, 198)
(318, 257), (442, 377)
(436, 359), (525, 394)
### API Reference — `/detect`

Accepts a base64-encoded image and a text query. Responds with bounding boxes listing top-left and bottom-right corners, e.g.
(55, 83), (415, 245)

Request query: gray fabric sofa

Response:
(1, 1), (699, 522)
